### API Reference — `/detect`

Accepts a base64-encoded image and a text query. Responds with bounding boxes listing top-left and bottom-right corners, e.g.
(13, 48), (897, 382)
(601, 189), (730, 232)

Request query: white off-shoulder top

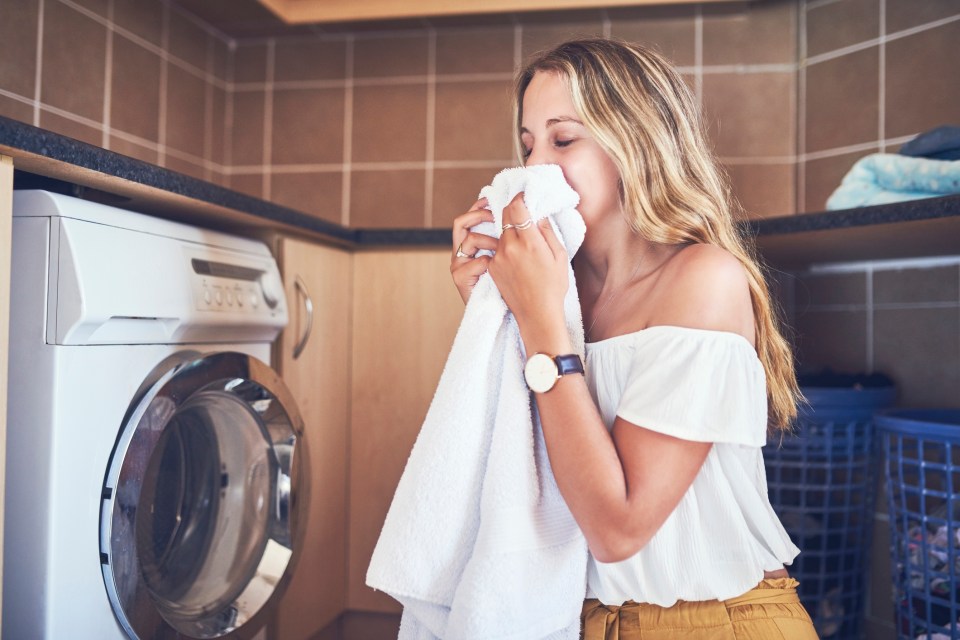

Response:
(584, 325), (800, 607)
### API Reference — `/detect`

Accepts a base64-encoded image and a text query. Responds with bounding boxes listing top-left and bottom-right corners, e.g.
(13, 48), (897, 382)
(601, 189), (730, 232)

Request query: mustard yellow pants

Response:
(581, 579), (819, 640)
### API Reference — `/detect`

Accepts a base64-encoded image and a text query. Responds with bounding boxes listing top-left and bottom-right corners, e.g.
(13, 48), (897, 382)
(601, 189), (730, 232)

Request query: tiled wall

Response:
(0, 0), (231, 183)
(785, 257), (960, 640)
(800, 0), (960, 211)
(226, 1), (800, 227)
(3, 0), (959, 226)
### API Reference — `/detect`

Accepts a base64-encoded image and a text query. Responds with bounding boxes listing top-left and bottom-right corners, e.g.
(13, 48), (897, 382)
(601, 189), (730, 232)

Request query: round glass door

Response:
(100, 351), (308, 639)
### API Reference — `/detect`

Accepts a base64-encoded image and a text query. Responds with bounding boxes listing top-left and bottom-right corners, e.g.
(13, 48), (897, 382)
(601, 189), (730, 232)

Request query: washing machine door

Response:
(100, 351), (308, 640)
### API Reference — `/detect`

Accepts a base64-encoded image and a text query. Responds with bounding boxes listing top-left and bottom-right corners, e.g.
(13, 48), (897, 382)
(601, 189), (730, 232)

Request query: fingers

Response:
(452, 198), (491, 251)
(452, 232), (498, 261)
(537, 218), (566, 261)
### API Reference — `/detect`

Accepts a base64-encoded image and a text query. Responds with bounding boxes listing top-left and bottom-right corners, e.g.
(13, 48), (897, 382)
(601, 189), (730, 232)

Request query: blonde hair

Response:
(515, 38), (800, 431)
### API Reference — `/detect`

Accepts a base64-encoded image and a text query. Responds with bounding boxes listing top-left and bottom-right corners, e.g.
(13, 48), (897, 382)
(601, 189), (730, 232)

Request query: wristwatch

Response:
(523, 353), (584, 393)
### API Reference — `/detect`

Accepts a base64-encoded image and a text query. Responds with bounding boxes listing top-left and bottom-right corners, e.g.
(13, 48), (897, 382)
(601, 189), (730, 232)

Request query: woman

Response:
(449, 39), (818, 639)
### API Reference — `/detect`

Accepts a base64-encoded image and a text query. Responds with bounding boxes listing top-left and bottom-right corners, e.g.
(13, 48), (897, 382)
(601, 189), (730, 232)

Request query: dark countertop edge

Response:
(747, 193), (960, 236)
(4, 116), (960, 246)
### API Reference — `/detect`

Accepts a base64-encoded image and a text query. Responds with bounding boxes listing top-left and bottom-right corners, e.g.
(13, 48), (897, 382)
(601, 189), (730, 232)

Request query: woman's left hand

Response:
(487, 193), (570, 338)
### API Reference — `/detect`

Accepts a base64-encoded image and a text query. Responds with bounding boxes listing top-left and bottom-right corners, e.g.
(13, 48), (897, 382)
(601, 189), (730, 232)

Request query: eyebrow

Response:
(519, 116), (584, 134)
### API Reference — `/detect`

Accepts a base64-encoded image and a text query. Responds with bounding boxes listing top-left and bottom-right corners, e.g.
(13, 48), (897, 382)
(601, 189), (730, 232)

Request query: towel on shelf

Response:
(826, 153), (960, 210)
(366, 164), (589, 640)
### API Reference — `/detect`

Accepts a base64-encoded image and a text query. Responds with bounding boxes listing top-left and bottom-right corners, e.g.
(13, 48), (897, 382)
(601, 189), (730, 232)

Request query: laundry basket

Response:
(876, 410), (960, 640)
(764, 382), (895, 640)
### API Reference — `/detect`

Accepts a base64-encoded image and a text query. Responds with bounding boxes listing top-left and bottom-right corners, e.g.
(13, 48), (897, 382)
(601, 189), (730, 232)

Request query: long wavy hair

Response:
(515, 38), (800, 431)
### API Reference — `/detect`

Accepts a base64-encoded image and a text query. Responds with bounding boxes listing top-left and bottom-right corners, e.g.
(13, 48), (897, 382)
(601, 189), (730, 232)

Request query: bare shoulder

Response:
(648, 244), (755, 342)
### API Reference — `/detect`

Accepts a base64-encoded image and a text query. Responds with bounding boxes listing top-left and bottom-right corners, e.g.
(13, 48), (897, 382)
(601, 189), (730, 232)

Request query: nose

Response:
(525, 144), (555, 167)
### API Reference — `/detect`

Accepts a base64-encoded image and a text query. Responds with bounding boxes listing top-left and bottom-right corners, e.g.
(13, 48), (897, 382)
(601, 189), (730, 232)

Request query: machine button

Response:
(216, 290), (223, 305)
(203, 288), (212, 305)
(226, 291), (234, 306)
(251, 293), (259, 308)
(236, 288), (244, 307)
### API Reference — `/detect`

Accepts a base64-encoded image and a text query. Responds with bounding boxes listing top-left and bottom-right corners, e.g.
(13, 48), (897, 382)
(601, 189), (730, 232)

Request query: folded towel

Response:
(826, 153), (960, 210)
(366, 164), (589, 640)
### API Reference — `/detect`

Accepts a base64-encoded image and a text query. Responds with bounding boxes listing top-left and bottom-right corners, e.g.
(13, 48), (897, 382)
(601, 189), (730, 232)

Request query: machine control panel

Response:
(187, 251), (285, 316)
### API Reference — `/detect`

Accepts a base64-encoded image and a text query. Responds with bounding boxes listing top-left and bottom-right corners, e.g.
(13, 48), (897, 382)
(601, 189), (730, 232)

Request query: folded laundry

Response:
(366, 164), (589, 640)
(899, 125), (960, 161)
(826, 153), (960, 210)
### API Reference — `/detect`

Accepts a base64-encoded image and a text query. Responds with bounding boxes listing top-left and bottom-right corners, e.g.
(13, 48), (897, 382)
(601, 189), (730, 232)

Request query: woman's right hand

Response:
(450, 198), (498, 304)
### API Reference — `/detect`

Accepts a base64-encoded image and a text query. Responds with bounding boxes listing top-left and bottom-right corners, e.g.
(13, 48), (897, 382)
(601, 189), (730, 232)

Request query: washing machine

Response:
(3, 190), (309, 639)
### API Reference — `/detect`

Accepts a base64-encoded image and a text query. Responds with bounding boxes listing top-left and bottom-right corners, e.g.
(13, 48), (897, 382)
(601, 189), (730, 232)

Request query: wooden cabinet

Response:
(271, 237), (352, 639)
(347, 248), (465, 612)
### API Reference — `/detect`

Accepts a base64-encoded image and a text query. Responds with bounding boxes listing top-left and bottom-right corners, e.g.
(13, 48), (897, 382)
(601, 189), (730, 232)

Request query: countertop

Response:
(3, 115), (959, 265)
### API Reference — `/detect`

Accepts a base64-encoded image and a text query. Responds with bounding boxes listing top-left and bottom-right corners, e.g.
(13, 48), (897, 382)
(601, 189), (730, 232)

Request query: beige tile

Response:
(434, 80), (514, 162)
(805, 47), (879, 154)
(109, 135), (158, 165)
(111, 35), (160, 143)
(803, 150), (872, 213)
(164, 154), (205, 180)
(885, 20), (960, 141)
(113, 0), (162, 47)
(271, 171), (343, 224)
(274, 38), (347, 82)
(70, 0), (108, 18)
(230, 90), (265, 166)
(725, 163), (796, 219)
(874, 266), (959, 304)
(520, 16), (605, 61)
(354, 34), (428, 78)
(41, 0), (106, 122)
(874, 307), (960, 407)
(271, 88), (345, 165)
(608, 5), (697, 67)
(792, 309), (868, 373)
(229, 173), (263, 199)
(168, 7), (211, 72)
(39, 110), (102, 146)
(0, 0), (39, 98)
(702, 72), (796, 157)
(702, 0), (796, 65)
(886, 0), (960, 34)
(165, 64), (207, 159)
(0, 94), (34, 123)
(350, 170), (425, 228)
(435, 27), (516, 75)
(431, 168), (501, 228)
(234, 42), (268, 83)
(794, 272), (867, 307)
(352, 84), (427, 163)
(210, 86), (226, 165)
(806, 0), (880, 58)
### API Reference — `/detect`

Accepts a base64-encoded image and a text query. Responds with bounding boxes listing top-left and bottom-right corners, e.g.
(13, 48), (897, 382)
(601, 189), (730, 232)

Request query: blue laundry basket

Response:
(876, 410), (960, 640)
(764, 384), (896, 639)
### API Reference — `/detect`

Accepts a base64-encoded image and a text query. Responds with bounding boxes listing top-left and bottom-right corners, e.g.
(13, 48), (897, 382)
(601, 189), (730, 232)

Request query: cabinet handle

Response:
(293, 275), (313, 360)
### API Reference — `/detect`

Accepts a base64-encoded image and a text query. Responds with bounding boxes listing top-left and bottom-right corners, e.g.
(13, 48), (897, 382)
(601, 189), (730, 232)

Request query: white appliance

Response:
(3, 191), (309, 639)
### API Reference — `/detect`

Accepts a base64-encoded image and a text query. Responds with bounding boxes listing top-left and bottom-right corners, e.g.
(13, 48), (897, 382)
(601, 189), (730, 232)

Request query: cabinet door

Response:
(274, 237), (351, 639)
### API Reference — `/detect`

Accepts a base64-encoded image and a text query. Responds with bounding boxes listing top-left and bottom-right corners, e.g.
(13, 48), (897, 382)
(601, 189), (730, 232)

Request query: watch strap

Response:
(554, 354), (584, 376)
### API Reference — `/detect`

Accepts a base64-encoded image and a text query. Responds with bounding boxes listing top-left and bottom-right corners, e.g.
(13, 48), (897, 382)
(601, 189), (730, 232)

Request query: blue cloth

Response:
(826, 153), (960, 210)
(899, 125), (960, 161)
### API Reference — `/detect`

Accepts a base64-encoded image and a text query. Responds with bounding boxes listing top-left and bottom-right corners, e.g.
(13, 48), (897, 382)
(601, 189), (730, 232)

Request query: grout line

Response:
(806, 0), (845, 10)
(601, 9), (611, 38)
(101, 0), (114, 149)
(807, 255), (960, 273)
(203, 34), (214, 182)
(262, 38), (275, 200)
(424, 29), (436, 227)
(341, 35), (354, 227)
(878, 0), (886, 152)
(797, 0), (807, 214)
(514, 24), (522, 68)
(33, 0), (45, 127)
(802, 302), (959, 312)
(157, 2), (169, 167)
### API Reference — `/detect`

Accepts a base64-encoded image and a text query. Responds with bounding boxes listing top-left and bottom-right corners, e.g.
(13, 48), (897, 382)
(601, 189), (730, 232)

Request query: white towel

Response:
(366, 164), (589, 640)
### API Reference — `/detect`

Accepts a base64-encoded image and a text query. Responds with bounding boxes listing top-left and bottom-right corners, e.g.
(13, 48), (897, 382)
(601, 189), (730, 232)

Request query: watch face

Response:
(524, 353), (559, 393)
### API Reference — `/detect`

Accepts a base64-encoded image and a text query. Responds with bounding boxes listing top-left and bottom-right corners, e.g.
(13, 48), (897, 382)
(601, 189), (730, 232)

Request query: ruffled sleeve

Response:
(615, 326), (768, 447)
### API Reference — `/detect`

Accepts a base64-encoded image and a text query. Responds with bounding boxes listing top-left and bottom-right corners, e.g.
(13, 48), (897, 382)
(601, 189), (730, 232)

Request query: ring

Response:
(455, 242), (475, 259)
(502, 219), (534, 232)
